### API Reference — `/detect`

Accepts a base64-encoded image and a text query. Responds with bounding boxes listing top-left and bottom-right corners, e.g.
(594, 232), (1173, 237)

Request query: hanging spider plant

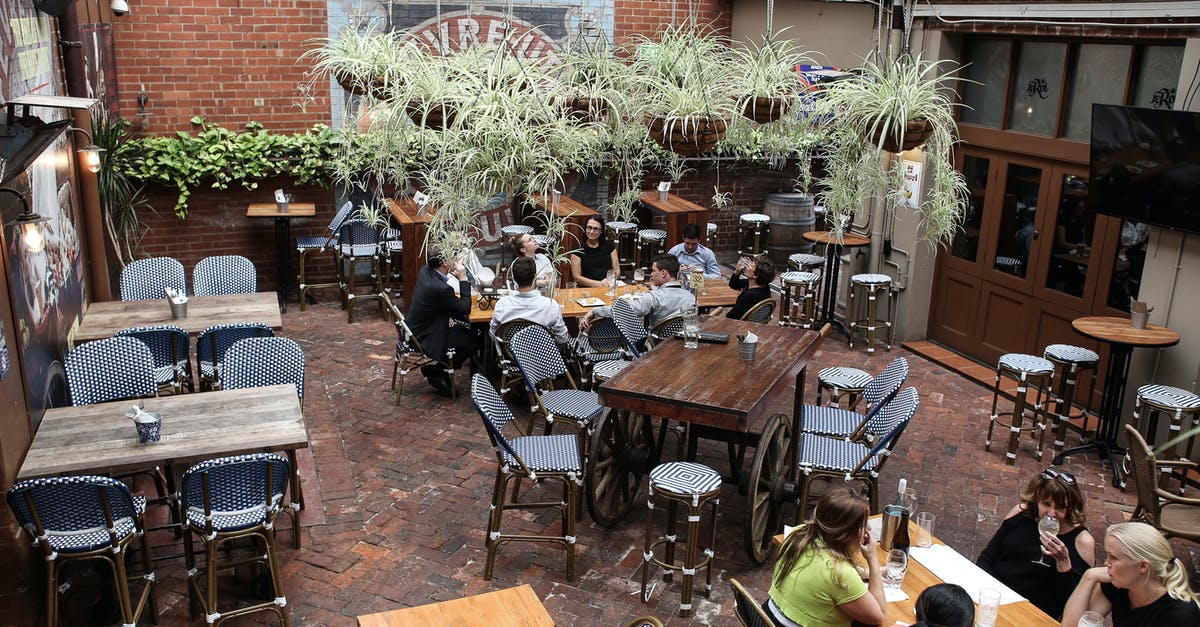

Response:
(306, 27), (413, 99)
(730, 29), (814, 124)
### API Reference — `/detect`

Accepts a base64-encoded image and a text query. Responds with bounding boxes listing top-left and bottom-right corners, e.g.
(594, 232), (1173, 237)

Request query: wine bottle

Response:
(892, 478), (907, 509)
(891, 478), (911, 554)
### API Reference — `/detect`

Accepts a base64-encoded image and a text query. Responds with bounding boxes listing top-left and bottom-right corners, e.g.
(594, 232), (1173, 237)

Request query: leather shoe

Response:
(429, 376), (454, 398)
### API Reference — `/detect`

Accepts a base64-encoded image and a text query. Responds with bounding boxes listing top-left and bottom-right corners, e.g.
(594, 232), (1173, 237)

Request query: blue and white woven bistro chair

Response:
(192, 254), (257, 296)
(611, 296), (649, 358)
(119, 256), (187, 301)
(647, 314), (685, 349)
(296, 200), (354, 310)
(730, 578), (774, 627)
(196, 322), (274, 392)
(509, 325), (607, 454)
(7, 475), (158, 627)
(470, 374), (583, 581)
(179, 453), (292, 627)
(336, 219), (384, 323)
(65, 335), (157, 406)
(572, 315), (631, 389)
(802, 357), (909, 444)
(384, 296), (457, 401)
(740, 298), (777, 324)
(491, 318), (544, 425)
(796, 386), (920, 515)
(816, 365), (874, 409)
(116, 324), (194, 394)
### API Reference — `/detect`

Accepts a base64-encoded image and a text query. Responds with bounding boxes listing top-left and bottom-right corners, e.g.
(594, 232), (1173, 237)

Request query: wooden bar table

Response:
(386, 197), (437, 306)
(247, 202), (315, 312)
(356, 584), (553, 626)
(803, 230), (872, 338)
(75, 292), (283, 342)
(637, 190), (709, 249)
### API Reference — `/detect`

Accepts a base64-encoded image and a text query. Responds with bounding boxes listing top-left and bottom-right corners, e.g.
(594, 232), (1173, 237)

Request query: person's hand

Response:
(1040, 528), (1072, 571)
(735, 257), (747, 272)
(450, 261), (467, 281)
(860, 528), (879, 565)
(580, 311), (593, 330)
(1082, 566), (1111, 584)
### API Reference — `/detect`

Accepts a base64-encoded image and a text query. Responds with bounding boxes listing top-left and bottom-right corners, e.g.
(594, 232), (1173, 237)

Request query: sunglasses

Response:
(1041, 468), (1076, 485)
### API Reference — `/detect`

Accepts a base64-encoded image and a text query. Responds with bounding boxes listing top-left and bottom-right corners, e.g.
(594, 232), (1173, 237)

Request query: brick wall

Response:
(613, 0), (733, 47)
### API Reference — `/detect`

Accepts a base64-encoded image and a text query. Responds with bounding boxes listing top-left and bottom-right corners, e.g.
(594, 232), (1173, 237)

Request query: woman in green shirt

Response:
(766, 487), (886, 627)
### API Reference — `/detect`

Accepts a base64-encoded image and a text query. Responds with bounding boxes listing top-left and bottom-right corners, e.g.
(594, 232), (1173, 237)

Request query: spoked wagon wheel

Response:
(745, 413), (796, 564)
(587, 409), (658, 526)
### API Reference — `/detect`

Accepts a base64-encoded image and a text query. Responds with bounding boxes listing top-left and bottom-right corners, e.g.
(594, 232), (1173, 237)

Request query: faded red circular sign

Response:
(407, 10), (561, 62)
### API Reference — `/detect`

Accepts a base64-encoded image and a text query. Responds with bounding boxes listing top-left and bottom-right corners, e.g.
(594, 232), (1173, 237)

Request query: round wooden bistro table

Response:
(1053, 316), (1180, 487)
(802, 230), (871, 338)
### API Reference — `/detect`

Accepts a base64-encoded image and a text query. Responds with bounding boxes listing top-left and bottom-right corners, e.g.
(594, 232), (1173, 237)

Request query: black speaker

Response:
(32, 0), (75, 17)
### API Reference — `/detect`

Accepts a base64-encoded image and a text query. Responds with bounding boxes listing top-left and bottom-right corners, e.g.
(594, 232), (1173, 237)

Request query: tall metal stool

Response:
(1132, 384), (1200, 491)
(737, 213), (771, 257)
(779, 271), (819, 328)
(986, 353), (1054, 465)
(608, 220), (639, 274)
(641, 461), (721, 618)
(1041, 344), (1099, 456)
(636, 229), (668, 272)
(788, 252), (825, 274)
(847, 273), (897, 353)
(817, 366), (874, 409)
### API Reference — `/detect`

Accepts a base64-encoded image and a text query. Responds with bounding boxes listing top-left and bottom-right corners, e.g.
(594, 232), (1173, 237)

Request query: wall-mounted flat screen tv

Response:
(1089, 104), (1200, 236)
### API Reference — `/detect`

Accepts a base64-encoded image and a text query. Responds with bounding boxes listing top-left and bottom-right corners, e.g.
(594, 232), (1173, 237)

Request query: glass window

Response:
(1064, 45), (1131, 140)
(953, 155), (990, 262)
(1008, 42), (1068, 136)
(1132, 45), (1185, 109)
(1045, 175), (1093, 297)
(992, 164), (1043, 278)
(1107, 220), (1151, 311)
(960, 40), (1011, 127)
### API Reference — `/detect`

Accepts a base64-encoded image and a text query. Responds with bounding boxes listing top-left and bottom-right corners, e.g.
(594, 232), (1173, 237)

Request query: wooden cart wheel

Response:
(587, 409), (657, 526)
(745, 413), (795, 564)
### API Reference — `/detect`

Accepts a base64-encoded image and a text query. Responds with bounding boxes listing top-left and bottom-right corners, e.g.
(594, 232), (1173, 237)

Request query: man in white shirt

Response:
(667, 223), (722, 278)
(491, 256), (570, 345)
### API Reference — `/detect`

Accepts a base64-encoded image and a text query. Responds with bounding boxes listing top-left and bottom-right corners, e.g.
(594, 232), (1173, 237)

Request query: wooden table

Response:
(803, 230), (872, 338)
(1054, 316), (1180, 487)
(247, 202), (316, 312)
(356, 584), (553, 626)
(386, 197), (436, 306)
(76, 292), (283, 342)
(638, 190), (709, 248)
(598, 317), (822, 561)
(18, 384), (309, 546)
(468, 282), (742, 324)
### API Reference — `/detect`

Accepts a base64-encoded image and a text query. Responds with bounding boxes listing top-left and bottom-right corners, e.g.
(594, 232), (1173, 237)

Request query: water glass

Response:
(883, 549), (907, 590)
(566, 282), (577, 301)
(977, 588), (1001, 627)
(633, 268), (644, 292)
(1078, 611), (1105, 627)
(903, 488), (918, 517)
(605, 270), (617, 297)
(915, 511), (935, 548)
(682, 307), (700, 349)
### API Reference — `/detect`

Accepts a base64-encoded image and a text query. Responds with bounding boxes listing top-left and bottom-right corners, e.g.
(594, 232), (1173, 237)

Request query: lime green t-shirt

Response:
(767, 544), (868, 627)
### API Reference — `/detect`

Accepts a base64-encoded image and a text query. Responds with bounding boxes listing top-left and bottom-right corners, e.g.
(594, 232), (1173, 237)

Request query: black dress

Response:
(571, 241), (615, 282)
(976, 514), (1089, 618)
(727, 273), (771, 320)
(1101, 583), (1200, 626)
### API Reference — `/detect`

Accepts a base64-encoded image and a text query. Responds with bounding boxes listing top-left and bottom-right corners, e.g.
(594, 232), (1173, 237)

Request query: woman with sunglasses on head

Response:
(977, 468), (1095, 619)
(568, 216), (621, 288)
(1061, 521), (1200, 626)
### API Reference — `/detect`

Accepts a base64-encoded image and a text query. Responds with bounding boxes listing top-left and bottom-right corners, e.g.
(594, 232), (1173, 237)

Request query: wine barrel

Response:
(763, 193), (816, 265)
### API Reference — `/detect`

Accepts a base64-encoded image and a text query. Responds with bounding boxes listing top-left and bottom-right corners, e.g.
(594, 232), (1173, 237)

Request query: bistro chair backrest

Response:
(193, 254), (257, 296)
(120, 256), (187, 301)
(1124, 424), (1164, 523)
(325, 201), (355, 241)
(729, 578), (772, 627)
(582, 316), (625, 355)
(115, 324), (191, 392)
(337, 219), (380, 257)
(179, 453), (291, 535)
(222, 337), (305, 400)
(470, 374), (526, 471)
(740, 298), (777, 324)
(862, 356), (909, 410)
(6, 475), (141, 551)
(863, 386), (920, 442)
(647, 314), (684, 348)
(509, 324), (571, 390)
(197, 322), (274, 367)
(65, 336), (157, 406)
(611, 297), (647, 357)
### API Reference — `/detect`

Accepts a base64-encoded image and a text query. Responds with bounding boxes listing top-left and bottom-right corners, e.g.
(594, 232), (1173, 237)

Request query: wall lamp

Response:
(0, 188), (50, 254)
(1, 94), (98, 186)
(66, 128), (104, 173)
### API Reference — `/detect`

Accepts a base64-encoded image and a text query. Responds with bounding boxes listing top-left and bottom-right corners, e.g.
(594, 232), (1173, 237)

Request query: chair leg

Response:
(865, 286), (878, 354)
(297, 250), (311, 312)
(484, 471), (507, 580)
(640, 488), (655, 602)
(138, 527), (159, 624)
(205, 539), (220, 624)
(44, 558), (58, 627)
(680, 504), (698, 618)
(564, 476), (577, 582)
(986, 369), (1002, 453)
(262, 530), (291, 627)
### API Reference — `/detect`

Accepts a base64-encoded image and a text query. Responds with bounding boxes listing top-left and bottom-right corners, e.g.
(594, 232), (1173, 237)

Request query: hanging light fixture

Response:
(0, 188), (50, 253)
(66, 127), (105, 173)
(1, 94), (99, 186)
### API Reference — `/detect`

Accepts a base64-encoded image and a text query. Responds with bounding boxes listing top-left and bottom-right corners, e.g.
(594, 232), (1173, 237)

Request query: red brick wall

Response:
(613, 0), (733, 47)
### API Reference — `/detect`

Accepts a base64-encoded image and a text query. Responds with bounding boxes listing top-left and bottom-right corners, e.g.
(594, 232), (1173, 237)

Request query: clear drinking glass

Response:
(566, 282), (577, 301)
(682, 307), (700, 349)
(977, 588), (1001, 627)
(904, 488), (918, 517)
(632, 268), (645, 293)
(1077, 611), (1105, 627)
(915, 511), (935, 548)
(606, 270), (617, 297)
(883, 549), (907, 589)
(1033, 516), (1058, 566)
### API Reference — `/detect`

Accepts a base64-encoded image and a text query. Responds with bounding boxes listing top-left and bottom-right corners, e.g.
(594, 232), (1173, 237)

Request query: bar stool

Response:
(608, 220), (639, 274)
(641, 461), (721, 618)
(817, 366), (873, 409)
(788, 252), (825, 274)
(500, 225), (533, 269)
(847, 273), (897, 354)
(636, 229), (667, 272)
(381, 227), (404, 294)
(1132, 384), (1200, 490)
(986, 353), (1054, 465)
(737, 213), (771, 257)
(1041, 344), (1099, 455)
(779, 271), (819, 328)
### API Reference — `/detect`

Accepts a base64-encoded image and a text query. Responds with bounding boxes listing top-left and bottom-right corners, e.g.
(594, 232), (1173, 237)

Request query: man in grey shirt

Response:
(667, 222), (722, 278)
(491, 256), (570, 345)
(581, 254), (695, 331)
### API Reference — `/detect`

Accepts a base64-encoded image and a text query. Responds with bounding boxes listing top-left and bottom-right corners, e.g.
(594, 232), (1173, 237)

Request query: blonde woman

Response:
(766, 487), (885, 627)
(1061, 521), (1200, 626)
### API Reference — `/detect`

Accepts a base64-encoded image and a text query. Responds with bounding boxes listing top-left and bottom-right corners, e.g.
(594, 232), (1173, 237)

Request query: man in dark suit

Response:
(406, 251), (478, 397)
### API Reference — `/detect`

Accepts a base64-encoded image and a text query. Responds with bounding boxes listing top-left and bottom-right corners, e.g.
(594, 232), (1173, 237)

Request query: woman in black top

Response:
(1062, 521), (1200, 626)
(569, 216), (620, 288)
(976, 468), (1095, 619)
(726, 254), (775, 319)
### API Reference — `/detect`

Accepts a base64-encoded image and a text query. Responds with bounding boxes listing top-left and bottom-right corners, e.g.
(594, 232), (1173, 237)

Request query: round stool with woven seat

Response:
(987, 353), (1055, 465)
(1132, 384), (1200, 491)
(641, 461), (721, 618)
(787, 252), (825, 274)
(817, 366), (874, 410)
(636, 229), (668, 272)
(738, 213), (771, 258)
(847, 273), (897, 354)
(779, 271), (819, 328)
(1041, 344), (1099, 456)
(608, 220), (639, 274)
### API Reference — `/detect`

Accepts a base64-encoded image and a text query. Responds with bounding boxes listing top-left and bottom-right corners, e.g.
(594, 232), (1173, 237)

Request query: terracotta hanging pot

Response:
(869, 117), (935, 153)
(645, 115), (728, 157)
(560, 96), (609, 123)
(406, 102), (457, 130)
(740, 96), (792, 124)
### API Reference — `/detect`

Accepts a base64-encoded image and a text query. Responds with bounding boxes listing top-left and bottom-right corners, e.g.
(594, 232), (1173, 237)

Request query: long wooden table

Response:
(19, 384), (309, 547)
(468, 282), (743, 323)
(637, 190), (709, 248)
(356, 584), (553, 626)
(75, 292), (283, 342)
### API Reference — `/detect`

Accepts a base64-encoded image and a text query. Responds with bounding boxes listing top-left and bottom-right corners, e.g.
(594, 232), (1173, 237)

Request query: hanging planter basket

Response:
(406, 101), (457, 130)
(740, 96), (792, 124)
(868, 117), (935, 153)
(645, 115), (729, 157)
(333, 70), (368, 97)
(560, 96), (609, 123)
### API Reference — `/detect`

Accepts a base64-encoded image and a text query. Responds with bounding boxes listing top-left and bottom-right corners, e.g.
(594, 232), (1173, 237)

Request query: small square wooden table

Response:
(386, 198), (437, 305)
(637, 190), (710, 248)
(75, 292), (283, 342)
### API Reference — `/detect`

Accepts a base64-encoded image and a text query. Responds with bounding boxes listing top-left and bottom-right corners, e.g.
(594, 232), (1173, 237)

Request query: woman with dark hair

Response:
(912, 583), (974, 627)
(766, 487), (885, 627)
(568, 215), (620, 288)
(977, 468), (1095, 618)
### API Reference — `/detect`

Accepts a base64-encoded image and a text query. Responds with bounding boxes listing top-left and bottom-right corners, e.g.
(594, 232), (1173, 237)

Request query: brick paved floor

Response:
(89, 299), (1200, 626)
